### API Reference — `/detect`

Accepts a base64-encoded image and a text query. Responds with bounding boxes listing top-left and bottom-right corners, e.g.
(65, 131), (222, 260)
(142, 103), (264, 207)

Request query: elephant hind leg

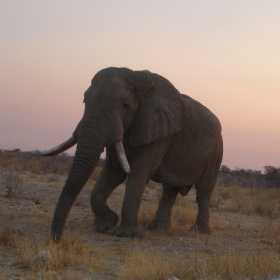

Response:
(148, 185), (179, 231)
(190, 158), (221, 234)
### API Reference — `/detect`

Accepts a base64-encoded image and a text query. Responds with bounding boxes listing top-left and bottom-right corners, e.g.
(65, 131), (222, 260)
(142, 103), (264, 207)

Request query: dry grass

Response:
(1, 227), (111, 278)
(18, 237), (107, 274)
(119, 248), (280, 280)
(0, 226), (23, 247)
(3, 220), (278, 280)
(1, 152), (280, 279)
(212, 184), (280, 218)
(1, 181), (280, 279)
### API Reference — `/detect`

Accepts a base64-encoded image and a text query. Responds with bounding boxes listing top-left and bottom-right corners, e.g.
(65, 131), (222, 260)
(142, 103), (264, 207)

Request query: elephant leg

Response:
(190, 159), (220, 234)
(114, 139), (170, 237)
(148, 185), (179, 230)
(91, 149), (127, 233)
(189, 190), (212, 234)
(114, 172), (149, 237)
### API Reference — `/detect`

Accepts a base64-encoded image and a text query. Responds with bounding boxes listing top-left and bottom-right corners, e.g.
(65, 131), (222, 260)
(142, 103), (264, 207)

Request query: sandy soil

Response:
(1, 171), (280, 279)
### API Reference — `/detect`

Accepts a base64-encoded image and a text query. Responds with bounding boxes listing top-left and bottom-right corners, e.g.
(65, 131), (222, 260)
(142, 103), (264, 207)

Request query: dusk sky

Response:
(1, 1), (280, 171)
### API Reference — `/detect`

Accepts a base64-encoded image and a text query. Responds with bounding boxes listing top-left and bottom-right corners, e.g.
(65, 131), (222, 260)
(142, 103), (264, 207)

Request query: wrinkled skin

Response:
(43, 67), (223, 241)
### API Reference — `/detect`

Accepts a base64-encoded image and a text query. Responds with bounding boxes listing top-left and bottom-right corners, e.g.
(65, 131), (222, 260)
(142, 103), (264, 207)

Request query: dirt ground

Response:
(1, 170), (280, 279)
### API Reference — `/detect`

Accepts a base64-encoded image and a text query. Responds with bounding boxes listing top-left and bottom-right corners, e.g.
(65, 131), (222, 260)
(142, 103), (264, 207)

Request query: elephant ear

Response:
(129, 71), (186, 146)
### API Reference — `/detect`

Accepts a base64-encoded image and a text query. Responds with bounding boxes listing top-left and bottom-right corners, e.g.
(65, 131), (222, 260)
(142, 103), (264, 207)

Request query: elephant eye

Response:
(123, 102), (129, 109)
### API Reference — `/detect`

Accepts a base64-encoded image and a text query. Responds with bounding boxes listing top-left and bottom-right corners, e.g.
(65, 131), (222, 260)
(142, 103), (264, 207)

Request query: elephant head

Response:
(41, 67), (187, 241)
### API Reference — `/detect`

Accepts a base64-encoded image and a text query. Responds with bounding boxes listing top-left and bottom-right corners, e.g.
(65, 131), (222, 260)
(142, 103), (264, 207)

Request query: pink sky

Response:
(1, 1), (280, 171)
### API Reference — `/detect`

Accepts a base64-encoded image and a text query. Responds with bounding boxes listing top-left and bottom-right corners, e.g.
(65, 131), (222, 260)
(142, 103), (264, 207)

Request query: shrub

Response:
(1, 169), (23, 198)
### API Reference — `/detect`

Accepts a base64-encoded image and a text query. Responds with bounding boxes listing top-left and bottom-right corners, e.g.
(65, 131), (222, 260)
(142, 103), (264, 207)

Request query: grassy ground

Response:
(0, 155), (280, 279)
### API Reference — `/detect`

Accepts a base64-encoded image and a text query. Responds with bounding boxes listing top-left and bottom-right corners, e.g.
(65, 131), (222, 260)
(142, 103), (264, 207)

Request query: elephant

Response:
(40, 67), (223, 242)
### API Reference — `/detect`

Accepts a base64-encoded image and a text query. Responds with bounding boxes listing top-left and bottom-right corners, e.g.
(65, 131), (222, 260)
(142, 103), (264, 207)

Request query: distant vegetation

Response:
(0, 149), (278, 189)
(219, 165), (280, 189)
(0, 149), (105, 176)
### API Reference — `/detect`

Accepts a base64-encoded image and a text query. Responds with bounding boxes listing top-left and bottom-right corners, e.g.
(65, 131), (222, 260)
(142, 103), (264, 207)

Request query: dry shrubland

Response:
(1, 150), (280, 279)
(211, 184), (280, 218)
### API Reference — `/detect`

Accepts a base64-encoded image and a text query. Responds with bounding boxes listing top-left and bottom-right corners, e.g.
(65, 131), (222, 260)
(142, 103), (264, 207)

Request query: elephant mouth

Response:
(39, 137), (130, 174)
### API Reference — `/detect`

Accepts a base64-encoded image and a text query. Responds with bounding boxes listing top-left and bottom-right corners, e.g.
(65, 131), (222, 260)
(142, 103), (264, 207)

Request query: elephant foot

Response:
(114, 225), (142, 237)
(94, 212), (119, 233)
(189, 223), (211, 235)
(148, 219), (170, 231)
(51, 231), (62, 243)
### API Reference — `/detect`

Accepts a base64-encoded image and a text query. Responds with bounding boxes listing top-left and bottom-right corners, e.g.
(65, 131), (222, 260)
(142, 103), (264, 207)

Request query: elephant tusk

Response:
(114, 141), (130, 174)
(40, 137), (77, 156)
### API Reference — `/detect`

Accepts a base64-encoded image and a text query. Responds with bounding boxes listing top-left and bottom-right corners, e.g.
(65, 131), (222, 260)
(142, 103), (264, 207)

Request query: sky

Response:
(1, 1), (280, 171)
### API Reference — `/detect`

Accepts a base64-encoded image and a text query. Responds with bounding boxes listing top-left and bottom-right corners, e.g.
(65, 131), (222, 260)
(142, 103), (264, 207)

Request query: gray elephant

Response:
(41, 67), (223, 241)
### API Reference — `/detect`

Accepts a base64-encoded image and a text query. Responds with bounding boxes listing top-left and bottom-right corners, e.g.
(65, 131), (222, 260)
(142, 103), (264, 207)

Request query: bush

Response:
(1, 169), (23, 198)
(264, 166), (280, 188)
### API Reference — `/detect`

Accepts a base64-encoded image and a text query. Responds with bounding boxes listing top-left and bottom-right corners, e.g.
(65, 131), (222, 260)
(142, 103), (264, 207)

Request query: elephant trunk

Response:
(51, 121), (106, 242)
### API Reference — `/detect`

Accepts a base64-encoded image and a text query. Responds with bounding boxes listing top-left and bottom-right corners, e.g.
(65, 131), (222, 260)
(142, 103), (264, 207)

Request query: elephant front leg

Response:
(114, 138), (170, 237)
(148, 186), (179, 230)
(91, 189), (119, 233)
(91, 158), (127, 233)
(114, 172), (148, 237)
